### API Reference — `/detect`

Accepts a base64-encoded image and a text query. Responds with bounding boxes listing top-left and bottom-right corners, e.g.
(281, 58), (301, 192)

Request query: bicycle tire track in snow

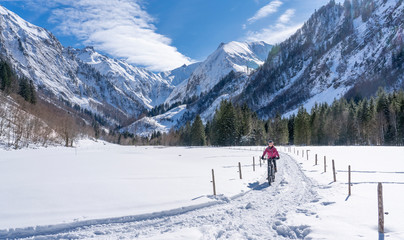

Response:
(20, 153), (322, 239)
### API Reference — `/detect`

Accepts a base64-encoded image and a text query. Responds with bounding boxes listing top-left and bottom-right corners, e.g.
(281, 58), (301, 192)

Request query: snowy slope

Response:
(72, 47), (173, 109)
(124, 41), (272, 136)
(240, 0), (404, 118)
(165, 41), (272, 104)
(0, 92), (61, 148)
(1, 143), (403, 239)
(160, 62), (201, 87)
(124, 105), (188, 137)
(0, 5), (173, 119)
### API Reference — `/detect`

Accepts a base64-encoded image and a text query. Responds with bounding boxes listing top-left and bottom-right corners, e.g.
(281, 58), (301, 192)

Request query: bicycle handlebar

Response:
(261, 157), (280, 160)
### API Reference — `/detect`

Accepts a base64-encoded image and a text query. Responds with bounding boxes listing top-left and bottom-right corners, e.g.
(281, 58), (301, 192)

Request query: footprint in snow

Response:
(321, 201), (336, 206)
(245, 202), (253, 209)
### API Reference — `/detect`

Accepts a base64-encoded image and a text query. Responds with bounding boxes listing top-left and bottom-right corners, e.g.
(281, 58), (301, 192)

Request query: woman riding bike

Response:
(261, 140), (280, 172)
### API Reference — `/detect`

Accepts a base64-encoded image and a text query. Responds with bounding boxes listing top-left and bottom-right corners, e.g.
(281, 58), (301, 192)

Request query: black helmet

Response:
(268, 140), (273, 144)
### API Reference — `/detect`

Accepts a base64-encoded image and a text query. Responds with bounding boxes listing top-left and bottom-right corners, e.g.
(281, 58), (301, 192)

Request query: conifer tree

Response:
(191, 115), (206, 146)
(294, 106), (311, 145)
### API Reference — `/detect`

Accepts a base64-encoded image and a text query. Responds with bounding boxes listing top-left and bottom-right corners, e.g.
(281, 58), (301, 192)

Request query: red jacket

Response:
(262, 146), (279, 159)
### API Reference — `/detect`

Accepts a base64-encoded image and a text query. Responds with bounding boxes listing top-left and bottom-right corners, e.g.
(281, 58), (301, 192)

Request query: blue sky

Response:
(0, 0), (336, 71)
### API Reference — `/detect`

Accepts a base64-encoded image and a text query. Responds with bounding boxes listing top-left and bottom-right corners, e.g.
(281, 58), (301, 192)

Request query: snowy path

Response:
(18, 153), (321, 239)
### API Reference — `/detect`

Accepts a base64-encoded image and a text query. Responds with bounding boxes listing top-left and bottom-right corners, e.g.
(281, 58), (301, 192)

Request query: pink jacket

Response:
(262, 146), (279, 159)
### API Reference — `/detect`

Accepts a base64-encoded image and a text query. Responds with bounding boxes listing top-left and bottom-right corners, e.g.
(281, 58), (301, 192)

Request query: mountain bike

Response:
(263, 157), (277, 186)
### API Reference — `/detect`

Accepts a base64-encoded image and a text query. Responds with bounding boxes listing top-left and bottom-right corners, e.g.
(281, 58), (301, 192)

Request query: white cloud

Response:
(245, 23), (303, 44)
(278, 9), (295, 24)
(245, 6), (301, 45)
(247, 0), (283, 24)
(45, 0), (191, 72)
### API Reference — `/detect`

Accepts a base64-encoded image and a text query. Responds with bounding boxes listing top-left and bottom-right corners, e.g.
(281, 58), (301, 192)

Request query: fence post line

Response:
(253, 157), (255, 172)
(332, 159), (336, 182)
(324, 156), (327, 172)
(315, 154), (318, 165)
(238, 162), (242, 179)
(211, 169), (216, 196)
(378, 182), (384, 233)
(306, 150), (309, 160)
(348, 165), (351, 195)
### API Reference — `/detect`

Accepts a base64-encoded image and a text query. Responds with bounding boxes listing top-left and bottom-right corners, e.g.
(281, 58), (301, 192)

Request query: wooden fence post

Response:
(378, 182), (384, 233)
(297, 150), (299, 156)
(315, 154), (318, 165)
(211, 169), (216, 196)
(324, 156), (327, 172)
(259, 157), (262, 167)
(348, 165), (351, 195)
(302, 150), (304, 158)
(332, 159), (336, 182)
(294, 148), (295, 154)
(306, 150), (309, 160)
(253, 157), (255, 172)
(238, 162), (242, 179)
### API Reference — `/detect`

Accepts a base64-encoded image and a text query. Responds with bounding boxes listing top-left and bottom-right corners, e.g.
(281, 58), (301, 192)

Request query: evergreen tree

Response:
(288, 115), (295, 145)
(205, 120), (211, 145)
(213, 101), (238, 146)
(346, 101), (358, 145)
(267, 113), (289, 144)
(294, 106), (311, 145)
(182, 121), (192, 146)
(190, 115), (206, 146)
(19, 78), (31, 102)
(29, 80), (37, 104)
(0, 61), (13, 93)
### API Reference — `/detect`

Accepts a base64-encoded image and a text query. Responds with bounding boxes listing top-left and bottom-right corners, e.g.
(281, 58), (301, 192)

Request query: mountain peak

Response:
(83, 46), (96, 52)
(164, 40), (272, 105)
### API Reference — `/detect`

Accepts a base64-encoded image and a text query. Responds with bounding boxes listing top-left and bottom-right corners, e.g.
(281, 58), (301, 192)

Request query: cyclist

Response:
(261, 140), (280, 172)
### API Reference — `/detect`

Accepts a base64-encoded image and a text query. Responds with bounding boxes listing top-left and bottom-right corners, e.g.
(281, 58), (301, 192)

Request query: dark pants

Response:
(268, 158), (277, 173)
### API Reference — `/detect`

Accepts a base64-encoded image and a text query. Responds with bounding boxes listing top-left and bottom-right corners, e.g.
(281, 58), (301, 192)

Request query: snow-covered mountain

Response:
(0, 4), (271, 131)
(123, 105), (188, 137)
(165, 41), (272, 105)
(0, 5), (173, 120)
(3, 0), (402, 137)
(238, 0), (404, 117)
(71, 47), (173, 109)
(160, 62), (201, 87)
(125, 41), (272, 136)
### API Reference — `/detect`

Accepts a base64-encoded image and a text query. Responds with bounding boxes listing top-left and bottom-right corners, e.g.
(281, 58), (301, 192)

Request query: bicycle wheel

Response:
(267, 164), (272, 186)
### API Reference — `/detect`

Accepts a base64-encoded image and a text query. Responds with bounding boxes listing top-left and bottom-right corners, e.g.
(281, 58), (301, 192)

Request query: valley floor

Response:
(0, 142), (403, 239)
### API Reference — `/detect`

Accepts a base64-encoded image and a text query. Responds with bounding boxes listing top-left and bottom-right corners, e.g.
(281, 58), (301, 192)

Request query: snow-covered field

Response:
(1, 141), (403, 239)
(0, 141), (266, 238)
(286, 146), (404, 240)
